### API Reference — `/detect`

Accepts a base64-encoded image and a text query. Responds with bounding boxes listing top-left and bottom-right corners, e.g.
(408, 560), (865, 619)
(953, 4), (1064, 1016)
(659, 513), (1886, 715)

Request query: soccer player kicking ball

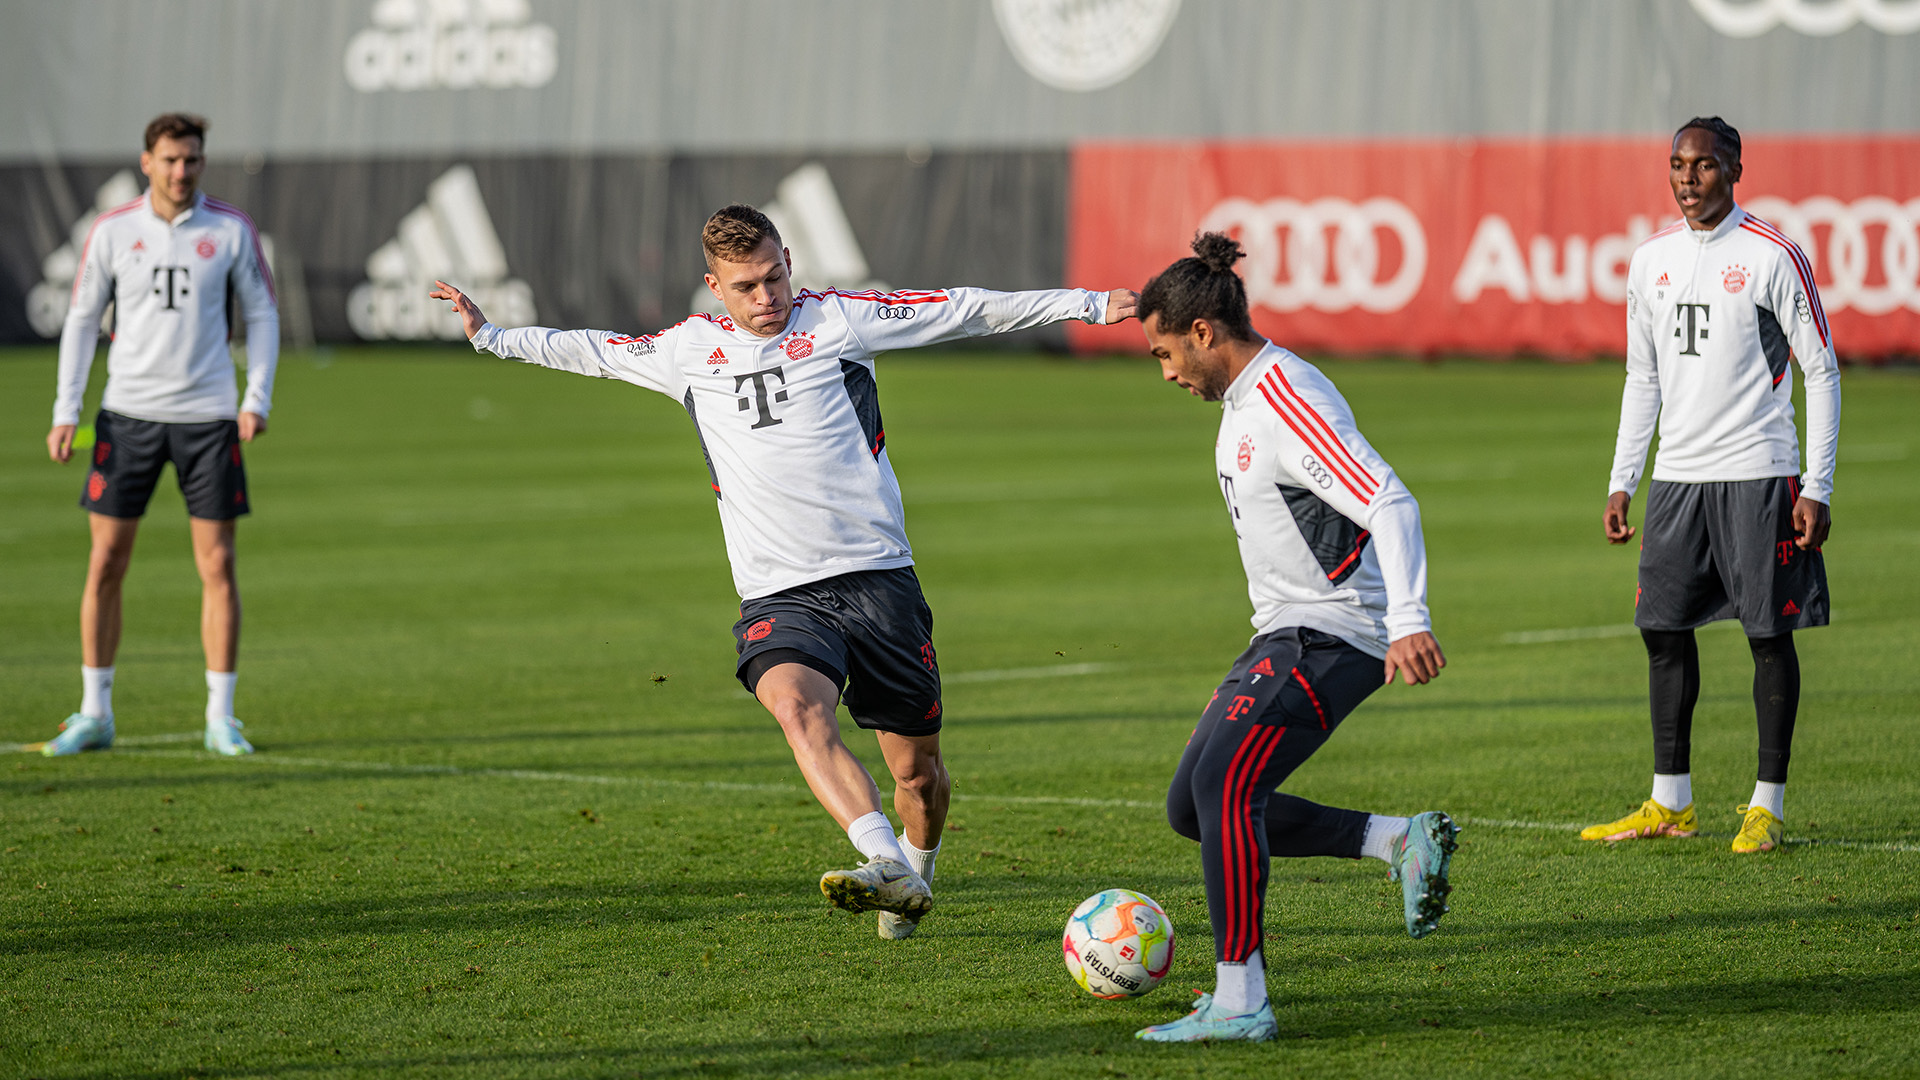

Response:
(1130, 235), (1455, 1044)
(430, 205), (1136, 937)
(1584, 117), (1838, 855)
(43, 113), (279, 758)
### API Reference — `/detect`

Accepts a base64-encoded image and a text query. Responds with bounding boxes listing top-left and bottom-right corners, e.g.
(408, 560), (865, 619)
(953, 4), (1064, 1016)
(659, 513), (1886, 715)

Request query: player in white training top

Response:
(1584, 117), (1839, 855)
(429, 205), (1136, 936)
(1130, 234), (1455, 1044)
(42, 113), (280, 758)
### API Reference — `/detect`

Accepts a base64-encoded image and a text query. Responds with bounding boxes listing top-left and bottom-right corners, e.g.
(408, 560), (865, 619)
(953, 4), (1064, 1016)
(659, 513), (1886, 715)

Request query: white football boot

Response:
(205, 716), (255, 756)
(818, 857), (931, 919)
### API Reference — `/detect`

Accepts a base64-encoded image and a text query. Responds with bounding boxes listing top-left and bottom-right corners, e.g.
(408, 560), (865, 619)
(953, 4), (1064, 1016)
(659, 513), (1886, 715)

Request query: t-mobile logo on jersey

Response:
(1674, 303), (1711, 355)
(151, 266), (191, 310)
(735, 367), (790, 429)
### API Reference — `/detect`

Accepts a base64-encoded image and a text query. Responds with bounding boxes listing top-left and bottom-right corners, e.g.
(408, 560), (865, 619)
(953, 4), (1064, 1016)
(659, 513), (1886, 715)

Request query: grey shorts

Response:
(1636, 478), (1829, 637)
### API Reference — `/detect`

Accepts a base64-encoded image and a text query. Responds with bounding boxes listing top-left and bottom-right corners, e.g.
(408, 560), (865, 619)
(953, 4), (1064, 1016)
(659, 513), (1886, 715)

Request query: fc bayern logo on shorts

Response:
(196, 238), (217, 259)
(783, 332), (814, 360)
(87, 471), (107, 501)
(1236, 435), (1255, 472)
(745, 618), (775, 642)
(1723, 264), (1749, 293)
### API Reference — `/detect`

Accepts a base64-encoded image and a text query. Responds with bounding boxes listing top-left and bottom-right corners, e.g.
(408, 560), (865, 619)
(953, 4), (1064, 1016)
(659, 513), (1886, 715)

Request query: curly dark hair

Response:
(1137, 232), (1257, 341)
(1675, 116), (1741, 168)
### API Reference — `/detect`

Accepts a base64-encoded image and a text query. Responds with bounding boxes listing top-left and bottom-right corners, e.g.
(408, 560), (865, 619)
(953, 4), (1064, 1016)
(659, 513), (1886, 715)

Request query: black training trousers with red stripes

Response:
(1167, 627), (1383, 963)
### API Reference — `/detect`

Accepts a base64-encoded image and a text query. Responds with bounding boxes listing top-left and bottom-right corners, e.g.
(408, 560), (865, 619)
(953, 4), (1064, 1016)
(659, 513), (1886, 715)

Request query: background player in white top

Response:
(42, 113), (280, 758)
(1130, 235), (1455, 1044)
(429, 205), (1136, 937)
(1584, 117), (1839, 854)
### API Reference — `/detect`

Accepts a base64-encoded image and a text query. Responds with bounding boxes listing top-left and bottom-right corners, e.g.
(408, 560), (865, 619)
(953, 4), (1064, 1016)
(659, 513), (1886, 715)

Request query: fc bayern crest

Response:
(1723, 265), (1749, 293)
(1236, 435), (1254, 471)
(783, 332), (814, 360)
(196, 238), (217, 259)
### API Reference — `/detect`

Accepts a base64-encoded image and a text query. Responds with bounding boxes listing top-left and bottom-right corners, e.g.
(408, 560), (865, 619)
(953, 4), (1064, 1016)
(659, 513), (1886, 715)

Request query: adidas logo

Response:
(25, 170), (140, 338)
(707, 348), (728, 366)
(347, 164), (535, 340)
(1781, 599), (1801, 616)
(344, 0), (557, 93)
(1249, 658), (1276, 678)
(1655, 272), (1670, 287)
(691, 162), (889, 316)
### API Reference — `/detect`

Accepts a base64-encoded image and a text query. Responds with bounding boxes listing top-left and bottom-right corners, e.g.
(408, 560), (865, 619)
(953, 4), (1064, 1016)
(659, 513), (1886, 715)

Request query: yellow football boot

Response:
(1579, 799), (1699, 842)
(1730, 804), (1784, 853)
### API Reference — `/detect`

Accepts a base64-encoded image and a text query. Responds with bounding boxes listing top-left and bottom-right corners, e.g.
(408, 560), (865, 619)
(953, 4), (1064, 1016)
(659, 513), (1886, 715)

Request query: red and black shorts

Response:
(80, 410), (250, 521)
(733, 567), (943, 737)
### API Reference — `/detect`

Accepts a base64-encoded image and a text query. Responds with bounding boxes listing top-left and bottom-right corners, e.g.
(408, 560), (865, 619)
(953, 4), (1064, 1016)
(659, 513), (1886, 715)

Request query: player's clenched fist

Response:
(1105, 289), (1140, 324)
(429, 280), (489, 340)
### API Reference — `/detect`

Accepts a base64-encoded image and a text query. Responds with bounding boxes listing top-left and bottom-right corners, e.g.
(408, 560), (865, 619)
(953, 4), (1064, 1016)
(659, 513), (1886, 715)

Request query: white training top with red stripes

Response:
(1610, 203), (1840, 503)
(472, 286), (1109, 600)
(54, 189), (280, 426)
(1214, 341), (1431, 658)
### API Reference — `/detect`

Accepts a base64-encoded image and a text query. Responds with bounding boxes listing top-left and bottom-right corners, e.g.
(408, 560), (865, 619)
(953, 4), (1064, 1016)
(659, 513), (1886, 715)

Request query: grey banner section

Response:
(1, 0), (1914, 162)
(0, 151), (1068, 346)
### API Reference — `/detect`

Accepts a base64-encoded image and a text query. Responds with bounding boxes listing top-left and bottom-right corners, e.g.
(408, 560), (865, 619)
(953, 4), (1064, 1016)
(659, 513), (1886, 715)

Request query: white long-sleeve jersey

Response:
(1610, 204), (1840, 503)
(1214, 342), (1431, 659)
(473, 286), (1109, 599)
(53, 190), (280, 426)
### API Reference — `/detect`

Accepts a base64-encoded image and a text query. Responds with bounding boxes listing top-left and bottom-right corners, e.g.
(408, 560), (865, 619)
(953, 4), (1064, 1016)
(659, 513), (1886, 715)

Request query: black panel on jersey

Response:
(1278, 484), (1370, 584)
(1757, 306), (1790, 386)
(840, 360), (886, 458)
(681, 388), (722, 499)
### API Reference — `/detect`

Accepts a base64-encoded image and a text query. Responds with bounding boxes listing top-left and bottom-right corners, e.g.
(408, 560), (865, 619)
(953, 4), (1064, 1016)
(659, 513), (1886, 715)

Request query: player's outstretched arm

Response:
(1383, 631), (1446, 686)
(1604, 491), (1635, 543)
(430, 280), (489, 339)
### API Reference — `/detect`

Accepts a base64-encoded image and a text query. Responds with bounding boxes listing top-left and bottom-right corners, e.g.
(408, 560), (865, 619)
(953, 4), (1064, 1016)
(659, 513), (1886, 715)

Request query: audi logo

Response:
(1746, 196), (1920, 315)
(1199, 197), (1428, 314)
(877, 305), (915, 320)
(1688, 0), (1920, 37)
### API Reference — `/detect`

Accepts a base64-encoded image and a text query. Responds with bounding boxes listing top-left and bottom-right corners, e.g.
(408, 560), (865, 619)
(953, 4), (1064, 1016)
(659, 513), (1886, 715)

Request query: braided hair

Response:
(1138, 232), (1258, 341)
(1675, 116), (1741, 168)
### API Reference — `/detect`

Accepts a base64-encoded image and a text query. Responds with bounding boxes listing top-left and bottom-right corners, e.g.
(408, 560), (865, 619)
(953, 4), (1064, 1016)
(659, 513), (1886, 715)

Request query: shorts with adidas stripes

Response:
(1166, 626), (1382, 963)
(1635, 478), (1829, 638)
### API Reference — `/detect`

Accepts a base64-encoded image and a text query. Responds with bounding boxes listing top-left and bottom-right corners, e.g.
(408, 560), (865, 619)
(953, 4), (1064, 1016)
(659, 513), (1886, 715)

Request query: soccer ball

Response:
(1062, 888), (1174, 999)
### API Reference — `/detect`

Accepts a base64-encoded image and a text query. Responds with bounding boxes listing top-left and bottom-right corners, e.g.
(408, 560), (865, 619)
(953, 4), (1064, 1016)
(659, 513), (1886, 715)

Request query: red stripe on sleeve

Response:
(1738, 220), (1828, 350)
(1268, 366), (1381, 496)
(1256, 377), (1375, 505)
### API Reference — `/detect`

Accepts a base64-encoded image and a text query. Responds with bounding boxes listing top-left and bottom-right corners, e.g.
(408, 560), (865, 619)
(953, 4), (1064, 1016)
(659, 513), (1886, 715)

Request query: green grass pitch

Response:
(2, 346), (1916, 1079)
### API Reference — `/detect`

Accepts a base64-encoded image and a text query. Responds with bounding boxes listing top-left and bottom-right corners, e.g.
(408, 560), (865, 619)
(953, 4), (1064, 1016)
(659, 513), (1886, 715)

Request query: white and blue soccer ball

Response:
(1062, 888), (1175, 999)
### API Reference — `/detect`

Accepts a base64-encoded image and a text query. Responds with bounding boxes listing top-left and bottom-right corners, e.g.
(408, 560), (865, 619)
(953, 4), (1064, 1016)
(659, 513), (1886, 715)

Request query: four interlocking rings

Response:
(1688, 0), (1920, 37)
(1747, 196), (1920, 314)
(1198, 197), (1429, 314)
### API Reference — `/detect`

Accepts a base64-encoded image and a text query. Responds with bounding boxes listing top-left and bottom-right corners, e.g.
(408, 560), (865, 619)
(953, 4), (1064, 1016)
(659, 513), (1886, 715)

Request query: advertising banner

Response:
(1067, 138), (1920, 359)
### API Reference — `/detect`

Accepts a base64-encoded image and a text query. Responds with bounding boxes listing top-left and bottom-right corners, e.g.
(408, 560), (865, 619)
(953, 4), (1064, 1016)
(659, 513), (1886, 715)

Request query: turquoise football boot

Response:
(1390, 810), (1459, 938)
(205, 716), (255, 756)
(1136, 991), (1277, 1043)
(42, 714), (114, 756)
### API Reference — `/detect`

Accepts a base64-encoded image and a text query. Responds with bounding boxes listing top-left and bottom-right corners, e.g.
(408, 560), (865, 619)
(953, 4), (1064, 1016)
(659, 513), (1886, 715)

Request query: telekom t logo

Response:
(1674, 303), (1711, 355)
(735, 366), (790, 429)
(1224, 695), (1258, 723)
(152, 266), (191, 310)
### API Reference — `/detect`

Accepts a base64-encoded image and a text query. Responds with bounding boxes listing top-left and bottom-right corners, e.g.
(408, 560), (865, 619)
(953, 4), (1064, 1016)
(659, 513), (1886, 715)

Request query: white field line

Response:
(32, 747), (1914, 852)
(112, 748), (1164, 810)
(945, 662), (1114, 684)
(1502, 619), (1775, 645)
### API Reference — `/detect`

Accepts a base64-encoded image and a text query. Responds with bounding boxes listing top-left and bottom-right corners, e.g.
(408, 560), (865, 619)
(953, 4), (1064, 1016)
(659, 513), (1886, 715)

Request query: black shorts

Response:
(80, 410), (249, 521)
(1636, 478), (1828, 637)
(733, 567), (943, 737)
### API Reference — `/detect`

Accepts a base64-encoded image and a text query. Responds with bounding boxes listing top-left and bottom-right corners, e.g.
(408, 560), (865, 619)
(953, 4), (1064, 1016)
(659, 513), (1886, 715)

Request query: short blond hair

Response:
(702, 204), (781, 269)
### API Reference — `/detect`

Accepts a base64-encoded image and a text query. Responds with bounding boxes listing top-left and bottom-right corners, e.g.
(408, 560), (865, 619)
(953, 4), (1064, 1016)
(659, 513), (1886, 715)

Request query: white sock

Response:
(898, 834), (939, 884)
(1749, 781), (1786, 820)
(1360, 814), (1410, 863)
(206, 670), (238, 723)
(81, 665), (115, 720)
(1651, 772), (1693, 811)
(1213, 948), (1267, 1014)
(846, 811), (908, 865)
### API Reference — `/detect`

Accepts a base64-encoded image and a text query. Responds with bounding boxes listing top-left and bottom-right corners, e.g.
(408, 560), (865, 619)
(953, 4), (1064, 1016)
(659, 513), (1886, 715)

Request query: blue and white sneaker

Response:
(1390, 810), (1459, 938)
(205, 716), (255, 756)
(42, 713), (114, 756)
(1136, 991), (1277, 1043)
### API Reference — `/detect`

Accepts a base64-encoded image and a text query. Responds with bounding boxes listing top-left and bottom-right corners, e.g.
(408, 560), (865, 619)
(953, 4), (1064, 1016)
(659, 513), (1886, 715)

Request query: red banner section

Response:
(1067, 138), (1920, 359)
